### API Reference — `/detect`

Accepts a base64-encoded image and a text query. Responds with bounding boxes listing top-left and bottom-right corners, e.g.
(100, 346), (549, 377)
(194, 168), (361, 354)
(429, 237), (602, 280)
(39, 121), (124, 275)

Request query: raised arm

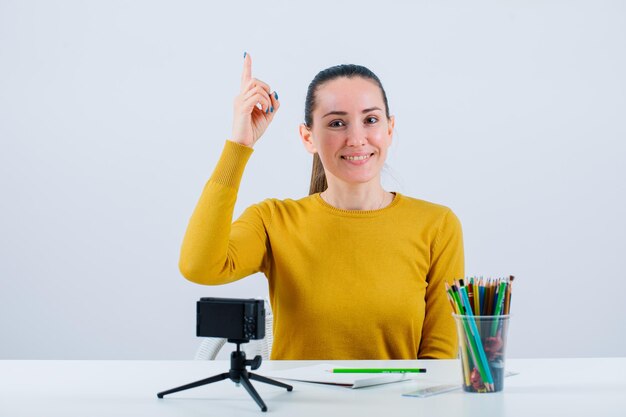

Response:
(179, 53), (280, 285)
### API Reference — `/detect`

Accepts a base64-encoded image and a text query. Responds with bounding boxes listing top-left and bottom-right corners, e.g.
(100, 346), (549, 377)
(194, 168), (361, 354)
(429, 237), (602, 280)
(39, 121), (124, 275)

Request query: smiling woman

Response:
(300, 67), (394, 208)
(179, 53), (464, 360)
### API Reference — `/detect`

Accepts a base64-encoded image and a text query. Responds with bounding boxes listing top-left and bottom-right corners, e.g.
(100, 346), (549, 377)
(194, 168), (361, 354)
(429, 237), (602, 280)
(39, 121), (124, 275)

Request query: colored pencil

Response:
(448, 275), (515, 392)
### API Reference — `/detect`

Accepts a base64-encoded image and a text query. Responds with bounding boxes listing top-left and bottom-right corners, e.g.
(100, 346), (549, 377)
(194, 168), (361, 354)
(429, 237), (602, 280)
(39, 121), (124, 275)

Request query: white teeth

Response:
(343, 155), (370, 161)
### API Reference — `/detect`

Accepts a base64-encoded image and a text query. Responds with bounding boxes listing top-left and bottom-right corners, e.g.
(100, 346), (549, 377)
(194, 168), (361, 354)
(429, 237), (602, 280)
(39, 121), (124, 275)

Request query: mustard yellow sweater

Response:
(180, 140), (464, 360)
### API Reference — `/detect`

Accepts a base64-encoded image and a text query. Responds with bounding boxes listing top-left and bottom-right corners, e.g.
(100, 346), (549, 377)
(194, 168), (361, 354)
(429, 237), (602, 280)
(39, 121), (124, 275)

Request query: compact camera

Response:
(196, 297), (265, 340)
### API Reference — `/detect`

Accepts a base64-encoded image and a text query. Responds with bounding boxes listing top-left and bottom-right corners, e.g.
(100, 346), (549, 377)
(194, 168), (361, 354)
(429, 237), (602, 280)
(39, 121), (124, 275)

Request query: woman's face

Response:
(300, 76), (394, 187)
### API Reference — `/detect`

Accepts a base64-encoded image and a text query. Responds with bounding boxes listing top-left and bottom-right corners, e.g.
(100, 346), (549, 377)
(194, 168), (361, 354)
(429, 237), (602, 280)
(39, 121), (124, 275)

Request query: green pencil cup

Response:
(452, 314), (511, 393)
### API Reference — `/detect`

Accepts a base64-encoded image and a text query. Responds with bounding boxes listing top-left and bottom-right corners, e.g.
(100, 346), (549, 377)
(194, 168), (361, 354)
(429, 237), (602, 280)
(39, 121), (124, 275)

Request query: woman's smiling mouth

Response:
(341, 153), (375, 163)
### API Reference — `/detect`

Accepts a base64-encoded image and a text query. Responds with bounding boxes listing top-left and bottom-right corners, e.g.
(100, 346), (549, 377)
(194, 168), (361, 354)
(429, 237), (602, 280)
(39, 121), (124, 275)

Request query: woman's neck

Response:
(320, 182), (392, 211)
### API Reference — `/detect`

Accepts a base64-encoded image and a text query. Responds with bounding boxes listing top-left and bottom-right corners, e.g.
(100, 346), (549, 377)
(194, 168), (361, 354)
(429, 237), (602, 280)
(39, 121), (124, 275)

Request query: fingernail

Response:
(270, 106), (274, 113)
(274, 91), (278, 100)
(243, 51), (247, 59)
(265, 107), (268, 114)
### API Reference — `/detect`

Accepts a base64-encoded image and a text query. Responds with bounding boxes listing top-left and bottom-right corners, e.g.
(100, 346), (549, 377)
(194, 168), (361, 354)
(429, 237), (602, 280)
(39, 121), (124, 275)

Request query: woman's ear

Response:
(387, 115), (395, 142)
(299, 123), (317, 154)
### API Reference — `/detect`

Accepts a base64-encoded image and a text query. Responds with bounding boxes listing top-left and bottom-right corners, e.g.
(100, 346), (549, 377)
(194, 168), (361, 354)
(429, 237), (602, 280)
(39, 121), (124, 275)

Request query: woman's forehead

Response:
(315, 77), (383, 113)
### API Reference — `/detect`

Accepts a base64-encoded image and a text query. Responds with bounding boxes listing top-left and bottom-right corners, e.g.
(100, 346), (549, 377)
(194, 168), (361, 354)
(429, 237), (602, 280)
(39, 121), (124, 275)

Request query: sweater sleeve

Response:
(418, 208), (465, 359)
(178, 140), (271, 285)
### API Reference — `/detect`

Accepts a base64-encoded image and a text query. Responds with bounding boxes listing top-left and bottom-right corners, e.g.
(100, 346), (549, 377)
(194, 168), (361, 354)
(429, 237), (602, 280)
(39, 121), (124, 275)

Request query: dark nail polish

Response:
(265, 107), (268, 114)
(270, 106), (274, 113)
(243, 51), (247, 59)
(274, 91), (278, 100)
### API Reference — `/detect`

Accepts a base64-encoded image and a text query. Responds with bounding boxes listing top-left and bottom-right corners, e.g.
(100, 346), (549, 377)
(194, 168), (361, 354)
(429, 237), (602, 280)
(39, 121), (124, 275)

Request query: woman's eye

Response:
(330, 117), (378, 128)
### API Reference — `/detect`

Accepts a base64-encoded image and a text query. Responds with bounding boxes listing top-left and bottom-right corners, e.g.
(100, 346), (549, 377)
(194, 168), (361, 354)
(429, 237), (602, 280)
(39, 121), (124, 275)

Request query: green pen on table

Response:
(332, 368), (427, 374)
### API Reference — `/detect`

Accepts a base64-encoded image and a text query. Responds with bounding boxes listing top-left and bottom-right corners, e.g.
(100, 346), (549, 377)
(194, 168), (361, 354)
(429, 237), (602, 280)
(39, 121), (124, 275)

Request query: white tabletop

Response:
(1, 358), (624, 416)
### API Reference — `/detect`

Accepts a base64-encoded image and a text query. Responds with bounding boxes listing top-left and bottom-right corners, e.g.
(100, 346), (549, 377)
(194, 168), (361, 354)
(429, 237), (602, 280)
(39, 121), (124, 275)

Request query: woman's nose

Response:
(345, 124), (366, 147)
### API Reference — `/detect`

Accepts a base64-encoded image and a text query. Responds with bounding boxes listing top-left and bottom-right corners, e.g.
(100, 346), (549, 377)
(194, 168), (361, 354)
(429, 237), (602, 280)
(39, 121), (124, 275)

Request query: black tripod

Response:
(157, 339), (293, 412)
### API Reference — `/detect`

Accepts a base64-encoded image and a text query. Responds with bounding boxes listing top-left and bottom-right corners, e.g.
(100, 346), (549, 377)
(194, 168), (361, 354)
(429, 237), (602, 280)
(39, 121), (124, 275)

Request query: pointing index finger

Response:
(241, 52), (252, 91)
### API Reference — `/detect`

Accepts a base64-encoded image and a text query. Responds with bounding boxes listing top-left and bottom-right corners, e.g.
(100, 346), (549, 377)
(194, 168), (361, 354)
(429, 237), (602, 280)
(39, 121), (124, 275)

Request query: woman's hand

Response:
(230, 53), (280, 148)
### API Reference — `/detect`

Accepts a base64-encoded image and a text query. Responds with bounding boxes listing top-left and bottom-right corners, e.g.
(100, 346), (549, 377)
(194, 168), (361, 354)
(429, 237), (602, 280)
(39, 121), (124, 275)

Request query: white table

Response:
(1, 358), (624, 416)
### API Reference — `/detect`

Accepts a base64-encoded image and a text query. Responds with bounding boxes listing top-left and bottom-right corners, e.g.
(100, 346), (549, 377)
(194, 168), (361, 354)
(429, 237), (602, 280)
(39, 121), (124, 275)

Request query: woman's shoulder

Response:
(250, 194), (318, 215)
(396, 193), (455, 214)
(395, 193), (462, 227)
(255, 193), (316, 206)
(240, 195), (317, 227)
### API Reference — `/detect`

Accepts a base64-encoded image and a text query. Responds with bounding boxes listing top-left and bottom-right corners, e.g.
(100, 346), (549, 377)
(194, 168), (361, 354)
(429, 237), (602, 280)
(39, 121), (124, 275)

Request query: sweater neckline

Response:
(313, 191), (402, 217)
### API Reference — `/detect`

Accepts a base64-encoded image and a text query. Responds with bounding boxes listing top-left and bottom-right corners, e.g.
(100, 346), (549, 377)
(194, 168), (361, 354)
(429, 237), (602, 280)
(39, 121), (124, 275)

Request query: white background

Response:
(1, 0), (625, 359)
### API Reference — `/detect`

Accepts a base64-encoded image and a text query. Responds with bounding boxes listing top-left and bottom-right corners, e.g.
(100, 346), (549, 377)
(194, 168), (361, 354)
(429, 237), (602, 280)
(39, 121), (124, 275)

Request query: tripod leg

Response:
(157, 373), (228, 398)
(249, 373), (294, 391)
(238, 374), (268, 412)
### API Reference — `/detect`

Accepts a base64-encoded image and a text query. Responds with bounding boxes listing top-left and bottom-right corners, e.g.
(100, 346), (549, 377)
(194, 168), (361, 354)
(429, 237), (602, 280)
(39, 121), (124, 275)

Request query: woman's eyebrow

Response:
(322, 107), (383, 118)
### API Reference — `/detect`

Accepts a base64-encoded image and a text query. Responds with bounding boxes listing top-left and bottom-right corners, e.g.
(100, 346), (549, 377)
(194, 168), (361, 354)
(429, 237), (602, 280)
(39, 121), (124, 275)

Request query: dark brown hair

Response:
(303, 64), (391, 195)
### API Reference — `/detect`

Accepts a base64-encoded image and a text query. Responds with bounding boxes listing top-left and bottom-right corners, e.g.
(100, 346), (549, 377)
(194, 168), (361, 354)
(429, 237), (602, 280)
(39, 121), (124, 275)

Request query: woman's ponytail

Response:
(308, 153), (327, 195)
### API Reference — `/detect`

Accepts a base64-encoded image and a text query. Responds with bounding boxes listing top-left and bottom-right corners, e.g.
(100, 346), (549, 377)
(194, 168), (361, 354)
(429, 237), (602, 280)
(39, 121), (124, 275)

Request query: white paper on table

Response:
(262, 363), (413, 389)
